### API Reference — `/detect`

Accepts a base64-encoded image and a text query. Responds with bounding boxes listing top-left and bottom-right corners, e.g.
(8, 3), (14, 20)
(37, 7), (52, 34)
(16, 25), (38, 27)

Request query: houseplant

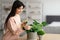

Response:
(37, 22), (47, 40)
(26, 20), (40, 40)
(26, 20), (47, 40)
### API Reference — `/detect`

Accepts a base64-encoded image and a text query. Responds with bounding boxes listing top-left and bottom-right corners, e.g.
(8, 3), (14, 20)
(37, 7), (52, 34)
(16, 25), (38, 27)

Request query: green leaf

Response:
(37, 29), (45, 35)
(33, 20), (39, 25)
(42, 22), (47, 26)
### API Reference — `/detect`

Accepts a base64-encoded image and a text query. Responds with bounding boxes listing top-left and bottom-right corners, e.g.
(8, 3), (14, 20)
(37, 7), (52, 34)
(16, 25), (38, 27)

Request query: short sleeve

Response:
(7, 17), (17, 32)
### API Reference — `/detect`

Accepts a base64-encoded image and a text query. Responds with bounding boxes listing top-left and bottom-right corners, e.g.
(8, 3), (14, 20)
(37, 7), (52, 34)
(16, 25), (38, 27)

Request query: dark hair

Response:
(5, 0), (25, 24)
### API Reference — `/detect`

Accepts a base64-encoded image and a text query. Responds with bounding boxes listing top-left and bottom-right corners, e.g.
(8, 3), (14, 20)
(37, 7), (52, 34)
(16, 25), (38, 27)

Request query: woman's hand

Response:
(24, 25), (31, 30)
(21, 21), (27, 27)
(21, 21), (31, 30)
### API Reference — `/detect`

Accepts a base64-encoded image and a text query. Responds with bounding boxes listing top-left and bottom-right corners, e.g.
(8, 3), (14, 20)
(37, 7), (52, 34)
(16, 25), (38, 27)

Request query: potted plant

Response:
(37, 29), (45, 40)
(26, 20), (39, 40)
(26, 20), (47, 40)
(37, 22), (47, 40)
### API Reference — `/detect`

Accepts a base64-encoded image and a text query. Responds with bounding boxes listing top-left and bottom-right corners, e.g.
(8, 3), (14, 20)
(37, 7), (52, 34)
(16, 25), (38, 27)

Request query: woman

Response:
(2, 0), (31, 40)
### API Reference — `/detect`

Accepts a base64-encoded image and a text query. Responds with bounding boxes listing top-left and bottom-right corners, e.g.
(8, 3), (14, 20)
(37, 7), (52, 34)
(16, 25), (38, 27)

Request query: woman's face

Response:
(16, 6), (24, 14)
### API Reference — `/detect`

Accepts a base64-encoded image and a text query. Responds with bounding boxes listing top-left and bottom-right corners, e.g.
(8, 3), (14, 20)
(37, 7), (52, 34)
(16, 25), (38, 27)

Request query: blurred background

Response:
(0, 0), (60, 40)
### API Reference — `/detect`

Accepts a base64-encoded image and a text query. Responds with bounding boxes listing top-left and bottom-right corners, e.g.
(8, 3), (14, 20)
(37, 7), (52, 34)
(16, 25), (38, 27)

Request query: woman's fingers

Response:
(24, 25), (31, 30)
(21, 22), (27, 27)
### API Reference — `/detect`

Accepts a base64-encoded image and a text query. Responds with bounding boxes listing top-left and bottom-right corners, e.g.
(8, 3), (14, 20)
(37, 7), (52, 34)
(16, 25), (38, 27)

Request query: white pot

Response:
(27, 32), (38, 40)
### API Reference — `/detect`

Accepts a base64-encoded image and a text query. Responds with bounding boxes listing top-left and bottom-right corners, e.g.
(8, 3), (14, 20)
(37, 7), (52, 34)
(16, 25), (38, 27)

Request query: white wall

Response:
(42, 0), (60, 21)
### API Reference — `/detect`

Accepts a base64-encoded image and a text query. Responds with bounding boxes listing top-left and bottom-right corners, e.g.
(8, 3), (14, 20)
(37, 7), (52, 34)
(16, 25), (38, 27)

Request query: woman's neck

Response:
(16, 13), (19, 15)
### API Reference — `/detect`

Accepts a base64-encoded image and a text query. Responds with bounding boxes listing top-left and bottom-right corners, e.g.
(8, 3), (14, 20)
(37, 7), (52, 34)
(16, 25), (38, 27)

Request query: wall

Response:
(1, 0), (60, 29)
(42, 0), (60, 21)
(0, 0), (43, 29)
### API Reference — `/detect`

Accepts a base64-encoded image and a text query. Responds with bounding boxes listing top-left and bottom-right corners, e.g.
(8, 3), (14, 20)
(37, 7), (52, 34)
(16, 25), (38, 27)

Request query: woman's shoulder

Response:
(9, 17), (14, 21)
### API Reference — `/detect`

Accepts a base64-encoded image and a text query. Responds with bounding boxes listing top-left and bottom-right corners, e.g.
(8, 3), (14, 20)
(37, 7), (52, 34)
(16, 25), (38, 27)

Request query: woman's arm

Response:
(7, 17), (21, 35)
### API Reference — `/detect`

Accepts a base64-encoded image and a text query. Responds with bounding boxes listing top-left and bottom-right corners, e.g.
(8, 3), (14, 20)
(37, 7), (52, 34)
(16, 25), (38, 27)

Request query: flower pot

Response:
(38, 35), (43, 40)
(27, 32), (38, 40)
